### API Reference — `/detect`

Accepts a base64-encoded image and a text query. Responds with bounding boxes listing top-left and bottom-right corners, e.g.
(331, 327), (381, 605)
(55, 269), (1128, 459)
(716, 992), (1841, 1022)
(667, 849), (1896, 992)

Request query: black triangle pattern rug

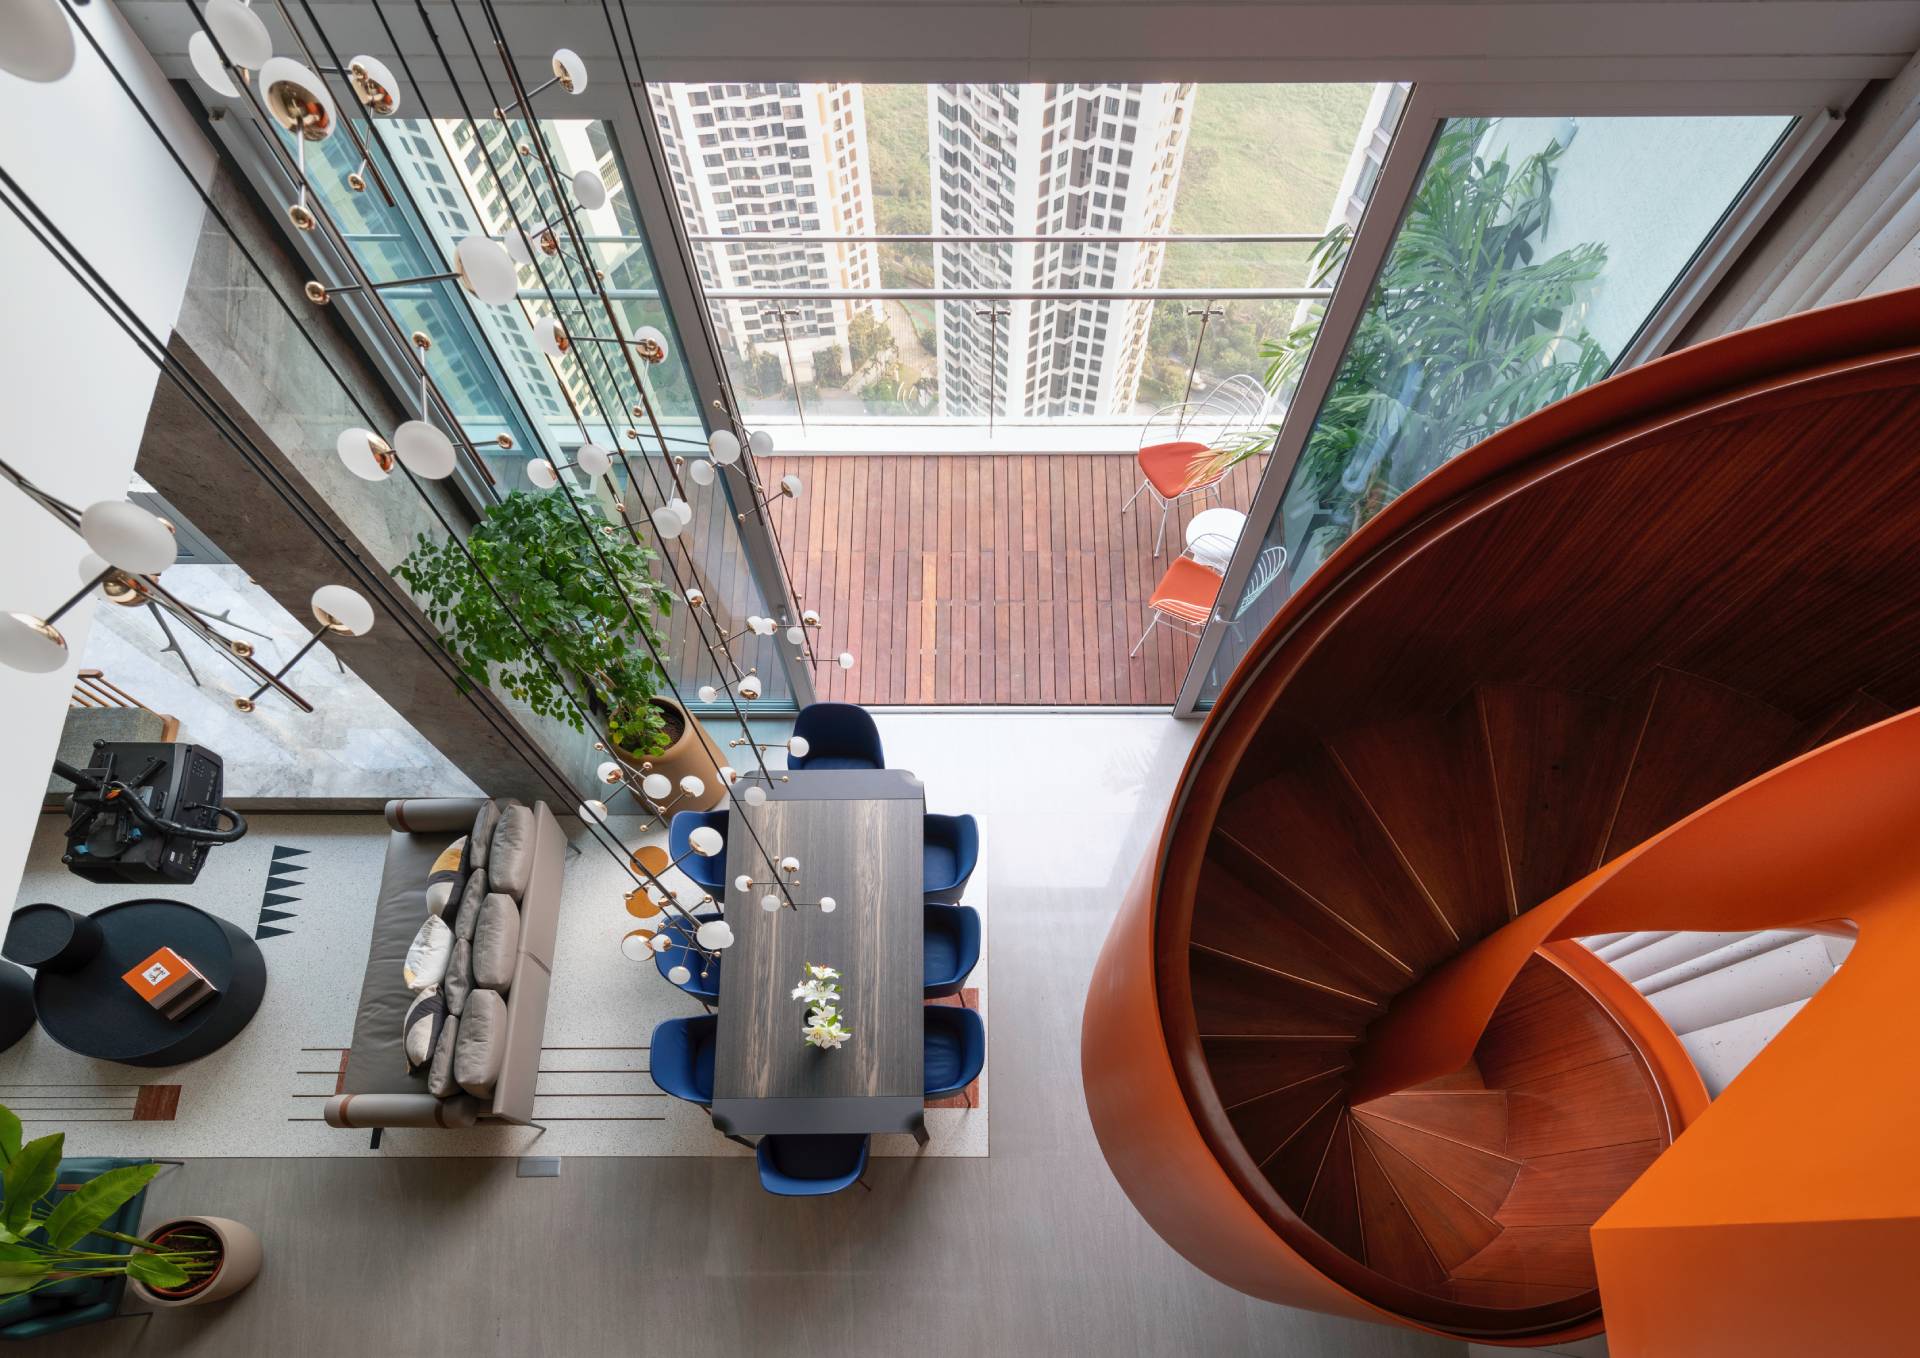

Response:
(256, 845), (308, 940)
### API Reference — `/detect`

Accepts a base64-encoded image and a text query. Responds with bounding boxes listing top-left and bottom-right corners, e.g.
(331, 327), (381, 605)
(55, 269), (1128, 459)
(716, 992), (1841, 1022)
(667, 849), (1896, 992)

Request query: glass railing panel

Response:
(1193, 113), (1796, 707)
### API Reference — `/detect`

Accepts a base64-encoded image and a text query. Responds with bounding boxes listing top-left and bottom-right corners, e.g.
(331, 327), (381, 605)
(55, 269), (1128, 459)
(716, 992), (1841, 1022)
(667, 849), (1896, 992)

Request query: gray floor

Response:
(24, 714), (1462, 1358)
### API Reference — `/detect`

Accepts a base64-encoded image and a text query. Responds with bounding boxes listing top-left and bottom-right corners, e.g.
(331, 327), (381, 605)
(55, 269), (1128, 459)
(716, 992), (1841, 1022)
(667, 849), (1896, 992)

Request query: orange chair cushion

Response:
(1137, 440), (1214, 498)
(1148, 556), (1223, 625)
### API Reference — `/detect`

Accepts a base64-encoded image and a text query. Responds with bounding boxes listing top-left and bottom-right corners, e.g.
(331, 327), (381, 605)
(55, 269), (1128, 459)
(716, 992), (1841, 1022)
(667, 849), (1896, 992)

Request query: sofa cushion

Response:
(489, 803), (536, 899)
(467, 802), (502, 871)
(450, 871), (486, 943)
(424, 836), (468, 917)
(401, 916), (452, 990)
(471, 894), (520, 992)
(454, 989), (507, 1098)
(444, 939), (472, 1017)
(401, 987), (447, 1075)
(427, 1014), (460, 1098)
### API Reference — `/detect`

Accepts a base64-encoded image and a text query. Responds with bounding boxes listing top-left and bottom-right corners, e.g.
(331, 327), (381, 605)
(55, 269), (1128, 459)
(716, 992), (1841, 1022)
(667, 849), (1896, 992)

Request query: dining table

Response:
(708, 767), (929, 1143)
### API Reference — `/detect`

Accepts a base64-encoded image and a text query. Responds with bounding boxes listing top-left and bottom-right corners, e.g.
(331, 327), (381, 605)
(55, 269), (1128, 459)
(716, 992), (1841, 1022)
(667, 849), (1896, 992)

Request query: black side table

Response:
(10, 901), (266, 1067)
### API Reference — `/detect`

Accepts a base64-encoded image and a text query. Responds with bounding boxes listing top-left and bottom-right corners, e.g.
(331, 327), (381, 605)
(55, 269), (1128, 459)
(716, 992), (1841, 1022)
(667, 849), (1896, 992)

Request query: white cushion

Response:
(402, 915), (453, 990)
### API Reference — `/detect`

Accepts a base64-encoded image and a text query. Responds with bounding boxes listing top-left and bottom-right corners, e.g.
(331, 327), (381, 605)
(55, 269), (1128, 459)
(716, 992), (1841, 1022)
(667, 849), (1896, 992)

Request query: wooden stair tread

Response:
(1264, 1091), (1345, 1211)
(1478, 683), (1637, 911)
(1352, 1110), (1521, 1218)
(1496, 1139), (1664, 1227)
(1355, 1121), (1501, 1270)
(1302, 1113), (1365, 1261)
(1354, 1090), (1509, 1152)
(1441, 1275), (1589, 1309)
(1352, 1126), (1447, 1287)
(1450, 1224), (1597, 1290)
(1188, 947), (1373, 1039)
(1216, 746), (1457, 974)
(1194, 857), (1405, 1004)
(1791, 689), (1897, 756)
(1201, 1037), (1351, 1109)
(1600, 668), (1801, 859)
(1505, 1054), (1667, 1159)
(1227, 1071), (1350, 1167)
(1331, 700), (1514, 942)
(1475, 955), (1639, 1088)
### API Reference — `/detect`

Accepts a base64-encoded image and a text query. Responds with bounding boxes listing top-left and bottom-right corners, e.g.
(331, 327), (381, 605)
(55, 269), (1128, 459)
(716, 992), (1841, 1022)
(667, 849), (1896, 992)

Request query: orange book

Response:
(123, 947), (200, 1007)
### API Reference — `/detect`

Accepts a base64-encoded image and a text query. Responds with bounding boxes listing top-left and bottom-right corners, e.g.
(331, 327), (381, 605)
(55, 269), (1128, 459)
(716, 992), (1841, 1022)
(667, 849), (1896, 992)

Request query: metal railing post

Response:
(1177, 299), (1224, 433)
(766, 303), (807, 433)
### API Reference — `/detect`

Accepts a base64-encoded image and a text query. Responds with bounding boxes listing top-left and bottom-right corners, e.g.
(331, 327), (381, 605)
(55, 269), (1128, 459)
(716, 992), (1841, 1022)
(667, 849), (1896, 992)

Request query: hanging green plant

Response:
(395, 490), (677, 757)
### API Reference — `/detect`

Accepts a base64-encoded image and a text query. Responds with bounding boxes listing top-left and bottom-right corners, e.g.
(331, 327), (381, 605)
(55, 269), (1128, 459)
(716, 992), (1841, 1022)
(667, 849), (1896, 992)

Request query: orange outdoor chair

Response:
(1123, 374), (1273, 556)
(1131, 538), (1289, 658)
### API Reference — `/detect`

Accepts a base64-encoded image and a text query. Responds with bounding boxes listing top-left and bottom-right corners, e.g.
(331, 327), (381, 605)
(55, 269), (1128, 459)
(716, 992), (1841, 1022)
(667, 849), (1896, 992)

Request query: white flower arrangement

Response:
(795, 964), (850, 1049)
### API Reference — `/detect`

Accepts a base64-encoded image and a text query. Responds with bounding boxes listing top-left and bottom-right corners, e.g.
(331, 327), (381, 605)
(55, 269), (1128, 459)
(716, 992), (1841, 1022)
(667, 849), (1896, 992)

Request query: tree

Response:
(848, 310), (895, 372)
(812, 344), (847, 388)
(744, 347), (786, 399)
(1203, 119), (1610, 555)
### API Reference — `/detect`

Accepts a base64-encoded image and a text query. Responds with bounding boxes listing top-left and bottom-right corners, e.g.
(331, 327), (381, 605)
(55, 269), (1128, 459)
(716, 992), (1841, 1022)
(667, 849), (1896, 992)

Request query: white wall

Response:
(0, 1), (214, 904)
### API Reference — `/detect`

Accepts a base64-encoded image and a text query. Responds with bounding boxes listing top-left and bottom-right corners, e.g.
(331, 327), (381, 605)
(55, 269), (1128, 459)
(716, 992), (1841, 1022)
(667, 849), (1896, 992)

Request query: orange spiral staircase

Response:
(1083, 288), (1920, 1353)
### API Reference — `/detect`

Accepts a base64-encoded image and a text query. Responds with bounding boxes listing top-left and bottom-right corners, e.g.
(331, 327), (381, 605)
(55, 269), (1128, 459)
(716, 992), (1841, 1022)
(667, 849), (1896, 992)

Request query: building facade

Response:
(928, 82), (1196, 419)
(649, 82), (881, 384)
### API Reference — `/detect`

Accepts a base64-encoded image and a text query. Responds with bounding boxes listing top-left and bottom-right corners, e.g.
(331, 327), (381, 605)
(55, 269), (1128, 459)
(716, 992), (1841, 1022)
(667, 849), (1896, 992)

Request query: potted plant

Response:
(0, 1104), (260, 1309)
(396, 490), (725, 805)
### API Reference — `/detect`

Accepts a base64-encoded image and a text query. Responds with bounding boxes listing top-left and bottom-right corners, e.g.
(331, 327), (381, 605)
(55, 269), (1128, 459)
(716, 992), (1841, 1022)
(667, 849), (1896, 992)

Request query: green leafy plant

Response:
(1192, 120), (1611, 541)
(0, 1104), (212, 1297)
(395, 490), (677, 757)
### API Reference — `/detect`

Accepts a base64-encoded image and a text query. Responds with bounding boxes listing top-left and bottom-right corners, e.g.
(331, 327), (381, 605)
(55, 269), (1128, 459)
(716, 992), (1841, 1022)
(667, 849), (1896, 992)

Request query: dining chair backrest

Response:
(789, 702), (886, 770)
(923, 813), (980, 903)
(756, 1133), (871, 1196)
(668, 809), (729, 889)
(922, 1003), (987, 1098)
(654, 912), (722, 1002)
(649, 1015), (719, 1104)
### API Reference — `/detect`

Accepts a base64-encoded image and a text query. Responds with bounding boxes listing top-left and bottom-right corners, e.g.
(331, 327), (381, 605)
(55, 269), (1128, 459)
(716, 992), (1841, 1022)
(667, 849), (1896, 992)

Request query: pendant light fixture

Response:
(0, 0), (76, 83)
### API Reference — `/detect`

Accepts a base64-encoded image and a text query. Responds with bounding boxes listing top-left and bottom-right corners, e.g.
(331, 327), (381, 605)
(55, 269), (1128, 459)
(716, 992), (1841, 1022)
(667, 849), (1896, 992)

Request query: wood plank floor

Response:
(734, 453), (1262, 706)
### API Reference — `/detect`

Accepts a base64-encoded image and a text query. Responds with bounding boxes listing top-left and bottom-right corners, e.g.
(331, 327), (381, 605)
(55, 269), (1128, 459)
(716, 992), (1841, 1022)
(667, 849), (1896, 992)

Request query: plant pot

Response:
(614, 695), (726, 810)
(129, 1216), (262, 1308)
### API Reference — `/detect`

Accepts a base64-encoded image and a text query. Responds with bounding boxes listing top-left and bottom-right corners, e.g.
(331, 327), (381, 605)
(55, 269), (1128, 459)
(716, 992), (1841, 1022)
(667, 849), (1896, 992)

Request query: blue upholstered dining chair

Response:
(923, 813), (980, 904)
(923, 903), (981, 998)
(923, 1004), (986, 1106)
(0, 1158), (156, 1340)
(649, 1015), (719, 1105)
(668, 809), (729, 893)
(654, 912), (722, 1004)
(787, 702), (886, 770)
(755, 1133), (872, 1196)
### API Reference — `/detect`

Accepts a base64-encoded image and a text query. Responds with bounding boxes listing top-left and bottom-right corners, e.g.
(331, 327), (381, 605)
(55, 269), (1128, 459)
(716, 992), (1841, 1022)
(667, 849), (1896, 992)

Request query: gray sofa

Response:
(324, 797), (563, 1133)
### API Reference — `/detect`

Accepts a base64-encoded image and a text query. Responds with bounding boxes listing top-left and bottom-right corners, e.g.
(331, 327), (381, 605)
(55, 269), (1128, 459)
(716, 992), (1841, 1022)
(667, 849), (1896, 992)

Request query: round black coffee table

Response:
(29, 901), (266, 1067)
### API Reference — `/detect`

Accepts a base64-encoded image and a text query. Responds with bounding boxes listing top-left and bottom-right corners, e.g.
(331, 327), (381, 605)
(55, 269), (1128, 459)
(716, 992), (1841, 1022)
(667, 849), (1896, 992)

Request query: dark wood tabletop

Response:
(710, 769), (927, 1137)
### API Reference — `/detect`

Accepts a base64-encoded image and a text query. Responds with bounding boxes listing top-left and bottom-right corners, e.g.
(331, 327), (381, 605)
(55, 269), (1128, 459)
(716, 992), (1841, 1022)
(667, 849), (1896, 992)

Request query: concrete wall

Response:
(0, 2), (214, 905)
(146, 160), (604, 806)
(1480, 115), (1793, 357)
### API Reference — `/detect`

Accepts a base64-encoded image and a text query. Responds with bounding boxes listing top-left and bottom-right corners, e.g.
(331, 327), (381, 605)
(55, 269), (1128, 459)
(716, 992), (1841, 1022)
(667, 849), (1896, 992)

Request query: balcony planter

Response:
(612, 695), (726, 810)
(129, 1216), (262, 1308)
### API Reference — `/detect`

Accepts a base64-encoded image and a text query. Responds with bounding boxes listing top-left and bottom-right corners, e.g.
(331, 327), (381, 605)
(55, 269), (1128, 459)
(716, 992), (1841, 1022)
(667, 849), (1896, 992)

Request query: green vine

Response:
(394, 491), (677, 757)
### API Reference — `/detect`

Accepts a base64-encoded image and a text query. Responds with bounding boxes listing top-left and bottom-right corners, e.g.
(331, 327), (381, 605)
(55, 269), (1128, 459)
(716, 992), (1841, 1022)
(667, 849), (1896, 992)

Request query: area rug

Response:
(3, 812), (988, 1159)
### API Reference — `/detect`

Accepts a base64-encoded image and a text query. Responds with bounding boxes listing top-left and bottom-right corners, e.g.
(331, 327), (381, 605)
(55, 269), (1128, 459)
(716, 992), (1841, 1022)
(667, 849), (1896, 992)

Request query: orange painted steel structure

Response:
(1082, 286), (1920, 1352)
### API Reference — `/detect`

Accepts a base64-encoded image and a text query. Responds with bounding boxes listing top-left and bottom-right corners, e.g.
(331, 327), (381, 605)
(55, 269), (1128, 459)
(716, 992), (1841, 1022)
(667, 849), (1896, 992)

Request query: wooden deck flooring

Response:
(743, 453), (1262, 707)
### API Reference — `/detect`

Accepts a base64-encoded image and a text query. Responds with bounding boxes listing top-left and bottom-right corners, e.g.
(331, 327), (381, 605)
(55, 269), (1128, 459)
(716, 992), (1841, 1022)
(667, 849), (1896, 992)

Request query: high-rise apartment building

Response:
(928, 82), (1196, 419)
(649, 82), (881, 374)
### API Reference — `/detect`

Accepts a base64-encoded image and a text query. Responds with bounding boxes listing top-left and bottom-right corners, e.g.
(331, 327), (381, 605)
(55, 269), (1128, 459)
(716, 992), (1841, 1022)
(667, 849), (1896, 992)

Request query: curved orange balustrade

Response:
(1082, 284), (1920, 1351)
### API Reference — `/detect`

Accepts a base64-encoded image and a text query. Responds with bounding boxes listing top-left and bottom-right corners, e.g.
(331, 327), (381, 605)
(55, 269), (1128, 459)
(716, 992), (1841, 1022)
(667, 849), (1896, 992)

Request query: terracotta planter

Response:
(129, 1216), (262, 1308)
(614, 695), (726, 810)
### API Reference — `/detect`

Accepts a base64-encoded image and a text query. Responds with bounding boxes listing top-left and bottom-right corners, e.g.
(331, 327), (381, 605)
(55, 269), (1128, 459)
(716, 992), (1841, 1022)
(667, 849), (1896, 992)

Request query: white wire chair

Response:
(1125, 374), (1276, 557)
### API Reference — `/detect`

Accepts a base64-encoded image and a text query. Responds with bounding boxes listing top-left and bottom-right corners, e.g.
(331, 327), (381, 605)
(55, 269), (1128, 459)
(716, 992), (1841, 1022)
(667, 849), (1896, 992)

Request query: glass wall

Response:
(1191, 112), (1794, 705)
(643, 80), (1395, 438)
(305, 114), (792, 709)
